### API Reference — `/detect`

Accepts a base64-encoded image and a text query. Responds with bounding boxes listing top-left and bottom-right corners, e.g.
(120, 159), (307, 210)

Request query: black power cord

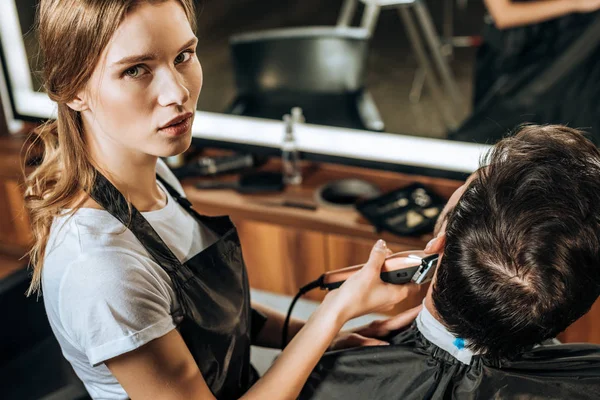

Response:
(281, 276), (324, 350)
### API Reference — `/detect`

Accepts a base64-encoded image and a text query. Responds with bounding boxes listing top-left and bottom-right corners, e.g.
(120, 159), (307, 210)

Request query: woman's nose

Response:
(157, 69), (190, 107)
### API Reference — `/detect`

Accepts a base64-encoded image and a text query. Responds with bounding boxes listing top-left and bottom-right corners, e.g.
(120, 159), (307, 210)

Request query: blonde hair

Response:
(24, 0), (196, 296)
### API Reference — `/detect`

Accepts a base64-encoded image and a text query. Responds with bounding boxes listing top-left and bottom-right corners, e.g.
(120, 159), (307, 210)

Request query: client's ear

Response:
(424, 232), (446, 254)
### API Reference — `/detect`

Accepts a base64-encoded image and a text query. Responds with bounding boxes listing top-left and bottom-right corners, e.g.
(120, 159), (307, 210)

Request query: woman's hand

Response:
(322, 240), (419, 324)
(573, 0), (600, 13)
(328, 305), (422, 351)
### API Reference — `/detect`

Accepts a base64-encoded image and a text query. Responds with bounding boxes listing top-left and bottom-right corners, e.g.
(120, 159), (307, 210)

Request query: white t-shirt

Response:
(42, 159), (218, 399)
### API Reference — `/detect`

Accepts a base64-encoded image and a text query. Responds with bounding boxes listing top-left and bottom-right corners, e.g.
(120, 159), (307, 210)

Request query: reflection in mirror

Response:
(195, 0), (484, 139)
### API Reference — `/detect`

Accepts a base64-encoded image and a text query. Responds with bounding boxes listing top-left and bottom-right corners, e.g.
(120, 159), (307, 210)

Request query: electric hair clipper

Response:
(319, 250), (439, 290)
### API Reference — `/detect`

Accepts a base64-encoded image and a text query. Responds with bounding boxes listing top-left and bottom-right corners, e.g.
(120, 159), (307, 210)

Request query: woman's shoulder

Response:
(56, 247), (166, 289)
(46, 208), (141, 257)
(43, 232), (174, 314)
(43, 211), (158, 289)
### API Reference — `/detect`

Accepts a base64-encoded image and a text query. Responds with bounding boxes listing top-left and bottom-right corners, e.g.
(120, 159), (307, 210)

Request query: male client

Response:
(301, 125), (600, 399)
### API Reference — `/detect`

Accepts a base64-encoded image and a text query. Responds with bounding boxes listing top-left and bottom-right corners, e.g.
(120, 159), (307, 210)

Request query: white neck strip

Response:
(416, 301), (475, 365)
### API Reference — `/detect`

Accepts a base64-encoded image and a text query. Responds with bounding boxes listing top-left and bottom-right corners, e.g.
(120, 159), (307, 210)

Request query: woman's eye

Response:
(174, 51), (193, 65)
(123, 66), (144, 79)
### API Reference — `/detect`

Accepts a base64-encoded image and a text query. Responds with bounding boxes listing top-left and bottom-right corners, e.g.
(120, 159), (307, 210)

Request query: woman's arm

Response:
(105, 306), (344, 400)
(484, 0), (600, 29)
(106, 240), (417, 399)
(105, 329), (214, 400)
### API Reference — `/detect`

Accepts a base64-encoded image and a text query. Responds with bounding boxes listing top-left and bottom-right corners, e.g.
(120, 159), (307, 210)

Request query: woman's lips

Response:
(158, 115), (192, 136)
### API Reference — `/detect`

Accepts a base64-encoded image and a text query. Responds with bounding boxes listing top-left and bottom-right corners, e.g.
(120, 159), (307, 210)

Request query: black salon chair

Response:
(227, 27), (385, 132)
(0, 268), (89, 400)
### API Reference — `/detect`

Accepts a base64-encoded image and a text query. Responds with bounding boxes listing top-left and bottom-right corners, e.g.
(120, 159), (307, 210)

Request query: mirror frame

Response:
(0, 0), (487, 180)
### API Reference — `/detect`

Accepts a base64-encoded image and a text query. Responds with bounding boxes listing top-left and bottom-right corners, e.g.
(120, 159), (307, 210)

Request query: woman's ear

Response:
(66, 92), (89, 112)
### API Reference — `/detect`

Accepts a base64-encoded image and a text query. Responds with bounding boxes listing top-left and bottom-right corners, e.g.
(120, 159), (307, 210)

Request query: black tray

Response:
(356, 183), (445, 237)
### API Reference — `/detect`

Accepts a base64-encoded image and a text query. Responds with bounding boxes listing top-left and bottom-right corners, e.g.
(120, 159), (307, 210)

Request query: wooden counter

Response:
(181, 159), (461, 244)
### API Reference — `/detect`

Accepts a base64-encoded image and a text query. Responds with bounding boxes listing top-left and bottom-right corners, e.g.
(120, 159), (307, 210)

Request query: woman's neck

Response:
(101, 157), (166, 212)
(82, 130), (167, 212)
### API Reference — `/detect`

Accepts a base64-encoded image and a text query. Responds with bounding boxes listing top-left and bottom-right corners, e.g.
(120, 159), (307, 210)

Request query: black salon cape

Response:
(299, 325), (600, 399)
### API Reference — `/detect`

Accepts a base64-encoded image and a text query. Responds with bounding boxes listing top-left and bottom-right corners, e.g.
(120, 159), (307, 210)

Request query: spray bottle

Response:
(281, 110), (303, 185)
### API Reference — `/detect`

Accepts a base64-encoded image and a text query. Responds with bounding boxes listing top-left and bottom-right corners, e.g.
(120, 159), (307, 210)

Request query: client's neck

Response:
(417, 288), (475, 364)
(424, 289), (442, 323)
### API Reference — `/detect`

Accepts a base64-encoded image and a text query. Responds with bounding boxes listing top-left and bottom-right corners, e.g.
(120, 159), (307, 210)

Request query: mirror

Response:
(1, 0), (494, 177)
(195, 0), (486, 140)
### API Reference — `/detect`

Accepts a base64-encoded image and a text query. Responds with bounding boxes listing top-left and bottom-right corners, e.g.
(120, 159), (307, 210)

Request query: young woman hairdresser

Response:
(24, 1), (419, 399)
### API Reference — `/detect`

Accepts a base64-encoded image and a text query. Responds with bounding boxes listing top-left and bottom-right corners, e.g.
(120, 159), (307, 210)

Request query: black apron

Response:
(89, 170), (266, 399)
(300, 324), (600, 399)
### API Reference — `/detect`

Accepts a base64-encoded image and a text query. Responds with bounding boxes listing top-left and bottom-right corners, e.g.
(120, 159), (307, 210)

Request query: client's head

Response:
(429, 125), (600, 360)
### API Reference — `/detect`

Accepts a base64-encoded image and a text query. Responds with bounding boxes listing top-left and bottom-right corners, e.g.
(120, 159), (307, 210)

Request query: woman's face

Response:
(77, 0), (202, 160)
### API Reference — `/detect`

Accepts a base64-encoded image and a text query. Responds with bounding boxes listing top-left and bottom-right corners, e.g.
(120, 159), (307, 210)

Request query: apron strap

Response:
(89, 171), (189, 280)
(155, 174), (234, 237)
(156, 174), (194, 211)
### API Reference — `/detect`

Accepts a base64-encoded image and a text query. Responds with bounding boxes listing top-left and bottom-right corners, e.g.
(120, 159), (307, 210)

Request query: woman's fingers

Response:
(363, 239), (388, 272)
(375, 281), (419, 310)
(389, 282), (420, 304)
(331, 239), (422, 322)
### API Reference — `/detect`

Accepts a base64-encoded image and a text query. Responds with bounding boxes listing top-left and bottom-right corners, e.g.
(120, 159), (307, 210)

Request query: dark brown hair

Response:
(433, 125), (600, 359)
